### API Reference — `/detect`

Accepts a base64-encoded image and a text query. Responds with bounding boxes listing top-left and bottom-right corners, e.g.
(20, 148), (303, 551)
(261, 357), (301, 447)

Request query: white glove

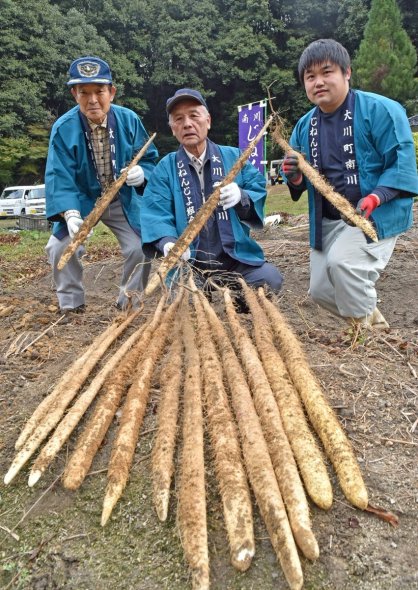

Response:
(123, 165), (145, 187)
(219, 182), (241, 210)
(64, 210), (83, 239)
(163, 241), (191, 262)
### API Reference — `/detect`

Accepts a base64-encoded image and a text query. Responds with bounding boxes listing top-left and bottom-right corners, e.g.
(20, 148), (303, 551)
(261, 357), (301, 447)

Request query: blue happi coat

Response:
(140, 144), (267, 264)
(45, 104), (158, 238)
(289, 90), (418, 249)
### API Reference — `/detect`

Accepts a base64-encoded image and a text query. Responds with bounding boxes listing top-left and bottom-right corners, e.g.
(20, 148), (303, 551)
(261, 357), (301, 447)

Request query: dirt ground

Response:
(0, 208), (417, 590)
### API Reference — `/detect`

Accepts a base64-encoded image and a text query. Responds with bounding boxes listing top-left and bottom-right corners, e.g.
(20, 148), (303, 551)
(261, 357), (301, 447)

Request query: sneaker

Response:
(347, 307), (389, 330)
(370, 307), (389, 329)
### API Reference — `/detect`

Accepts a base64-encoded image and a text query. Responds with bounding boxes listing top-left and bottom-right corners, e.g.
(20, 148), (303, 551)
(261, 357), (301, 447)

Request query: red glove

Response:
(356, 194), (380, 218)
(282, 153), (303, 185)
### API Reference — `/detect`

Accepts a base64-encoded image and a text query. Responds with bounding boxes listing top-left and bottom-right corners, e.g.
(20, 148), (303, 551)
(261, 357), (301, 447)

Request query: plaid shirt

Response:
(88, 116), (113, 188)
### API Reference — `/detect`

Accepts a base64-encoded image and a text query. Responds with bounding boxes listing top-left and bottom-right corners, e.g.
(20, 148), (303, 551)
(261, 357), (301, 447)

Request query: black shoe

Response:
(60, 304), (86, 315)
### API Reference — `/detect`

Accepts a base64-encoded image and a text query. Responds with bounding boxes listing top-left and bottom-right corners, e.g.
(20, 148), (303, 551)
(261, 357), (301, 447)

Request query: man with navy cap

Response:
(45, 56), (158, 312)
(140, 88), (283, 302)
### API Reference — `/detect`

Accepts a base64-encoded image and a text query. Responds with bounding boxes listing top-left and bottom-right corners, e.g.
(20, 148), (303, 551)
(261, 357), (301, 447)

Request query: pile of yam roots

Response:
(4, 273), (370, 590)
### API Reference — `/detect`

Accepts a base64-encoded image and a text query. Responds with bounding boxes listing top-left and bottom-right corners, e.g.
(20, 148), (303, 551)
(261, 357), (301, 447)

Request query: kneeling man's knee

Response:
(263, 264), (284, 292)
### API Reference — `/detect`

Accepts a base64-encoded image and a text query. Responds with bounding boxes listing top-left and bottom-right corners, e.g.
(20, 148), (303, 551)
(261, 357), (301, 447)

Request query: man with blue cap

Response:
(45, 56), (158, 313)
(140, 88), (283, 304)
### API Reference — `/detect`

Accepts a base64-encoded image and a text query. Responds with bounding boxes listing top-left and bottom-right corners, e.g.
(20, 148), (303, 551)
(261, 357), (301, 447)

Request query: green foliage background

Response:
(413, 132), (418, 163)
(353, 0), (417, 102)
(0, 0), (416, 188)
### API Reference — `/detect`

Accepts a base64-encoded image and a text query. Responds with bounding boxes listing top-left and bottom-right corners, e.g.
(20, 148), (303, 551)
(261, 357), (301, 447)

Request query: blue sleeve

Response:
(140, 158), (181, 257)
(357, 96), (418, 194)
(45, 125), (88, 221)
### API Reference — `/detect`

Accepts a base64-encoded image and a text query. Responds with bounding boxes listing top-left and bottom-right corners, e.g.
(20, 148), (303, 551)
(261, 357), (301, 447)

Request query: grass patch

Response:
(266, 184), (308, 215)
(0, 188), (305, 269)
(0, 229), (48, 259)
(0, 222), (119, 287)
(0, 222), (117, 260)
(87, 222), (119, 247)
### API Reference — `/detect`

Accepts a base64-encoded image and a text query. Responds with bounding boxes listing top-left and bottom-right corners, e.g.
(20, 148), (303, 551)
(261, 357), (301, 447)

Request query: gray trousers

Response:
(309, 218), (397, 318)
(46, 200), (151, 310)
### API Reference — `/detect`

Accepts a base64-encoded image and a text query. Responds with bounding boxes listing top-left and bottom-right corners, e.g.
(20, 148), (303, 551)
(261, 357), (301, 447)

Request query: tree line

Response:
(0, 0), (416, 187)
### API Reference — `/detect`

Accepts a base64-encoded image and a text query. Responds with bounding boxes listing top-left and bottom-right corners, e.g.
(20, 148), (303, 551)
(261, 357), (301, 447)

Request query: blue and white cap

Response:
(67, 56), (112, 86)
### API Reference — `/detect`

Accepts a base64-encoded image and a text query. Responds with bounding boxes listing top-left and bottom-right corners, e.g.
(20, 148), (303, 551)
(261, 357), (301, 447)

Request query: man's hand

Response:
(163, 241), (191, 261)
(356, 194), (380, 218)
(63, 210), (83, 239)
(282, 153), (303, 185)
(219, 182), (241, 210)
(123, 165), (145, 187)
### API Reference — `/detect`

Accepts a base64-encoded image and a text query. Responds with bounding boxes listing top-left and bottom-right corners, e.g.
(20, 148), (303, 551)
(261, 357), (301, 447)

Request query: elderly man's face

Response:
(71, 83), (116, 124)
(169, 100), (211, 157)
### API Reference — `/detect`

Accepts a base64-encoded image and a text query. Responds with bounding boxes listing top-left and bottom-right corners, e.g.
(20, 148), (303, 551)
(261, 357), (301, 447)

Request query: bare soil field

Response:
(1, 208), (417, 590)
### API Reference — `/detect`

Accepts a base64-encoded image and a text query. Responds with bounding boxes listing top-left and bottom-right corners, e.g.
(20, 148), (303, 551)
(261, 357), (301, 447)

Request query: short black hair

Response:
(298, 39), (351, 84)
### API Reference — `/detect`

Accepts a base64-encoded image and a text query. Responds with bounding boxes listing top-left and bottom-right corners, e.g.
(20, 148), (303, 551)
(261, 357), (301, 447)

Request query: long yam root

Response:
(58, 133), (157, 270)
(101, 290), (183, 525)
(4, 310), (141, 486)
(14, 310), (140, 452)
(271, 121), (377, 242)
(192, 288), (254, 572)
(258, 288), (368, 510)
(224, 290), (319, 562)
(198, 292), (303, 590)
(239, 280), (332, 510)
(62, 296), (166, 491)
(178, 303), (209, 590)
(151, 319), (183, 522)
(28, 324), (147, 487)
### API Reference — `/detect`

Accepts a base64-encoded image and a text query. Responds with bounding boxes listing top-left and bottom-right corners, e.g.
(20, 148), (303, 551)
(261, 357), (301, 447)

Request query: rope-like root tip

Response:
(191, 567), (210, 590)
(101, 481), (125, 526)
(231, 543), (255, 572)
(4, 469), (15, 485)
(350, 487), (369, 511)
(154, 490), (170, 522)
(61, 472), (83, 491)
(271, 113), (290, 143)
(28, 470), (42, 488)
(293, 526), (319, 561)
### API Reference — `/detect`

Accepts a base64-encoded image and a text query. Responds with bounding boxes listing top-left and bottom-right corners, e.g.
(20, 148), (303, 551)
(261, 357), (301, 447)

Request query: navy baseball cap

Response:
(67, 56), (112, 86)
(166, 88), (208, 114)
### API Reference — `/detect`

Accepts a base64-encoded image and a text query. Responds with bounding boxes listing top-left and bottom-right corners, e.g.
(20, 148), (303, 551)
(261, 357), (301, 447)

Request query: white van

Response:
(25, 185), (46, 216)
(0, 184), (45, 218)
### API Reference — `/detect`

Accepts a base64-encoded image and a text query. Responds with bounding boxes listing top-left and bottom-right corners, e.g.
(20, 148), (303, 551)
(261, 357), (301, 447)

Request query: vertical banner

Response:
(238, 100), (267, 175)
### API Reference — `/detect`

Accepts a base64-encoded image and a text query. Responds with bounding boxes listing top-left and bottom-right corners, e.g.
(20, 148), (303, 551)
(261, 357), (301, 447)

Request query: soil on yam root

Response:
(0, 207), (417, 589)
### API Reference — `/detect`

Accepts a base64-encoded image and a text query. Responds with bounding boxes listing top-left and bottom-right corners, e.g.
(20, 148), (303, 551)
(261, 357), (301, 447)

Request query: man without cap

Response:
(45, 56), (158, 312)
(139, 88), (283, 303)
(282, 39), (418, 329)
